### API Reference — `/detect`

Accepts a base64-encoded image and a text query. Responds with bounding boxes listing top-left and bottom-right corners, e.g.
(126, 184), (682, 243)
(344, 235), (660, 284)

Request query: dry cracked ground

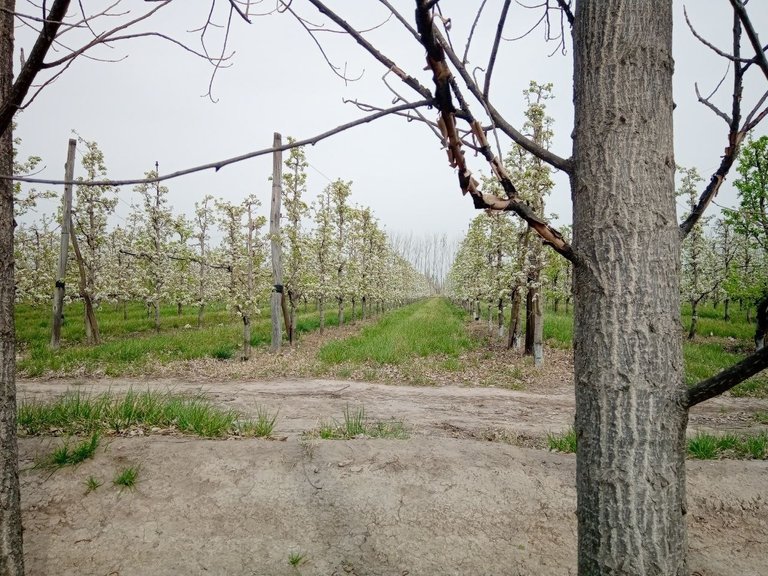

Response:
(16, 373), (768, 576)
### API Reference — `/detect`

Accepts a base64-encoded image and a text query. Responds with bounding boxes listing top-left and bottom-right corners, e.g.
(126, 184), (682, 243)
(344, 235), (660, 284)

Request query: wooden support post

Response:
(270, 132), (284, 352)
(50, 138), (76, 350)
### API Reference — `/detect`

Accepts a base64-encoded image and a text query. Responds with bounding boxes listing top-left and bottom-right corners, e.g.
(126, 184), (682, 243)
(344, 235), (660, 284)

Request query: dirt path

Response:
(16, 378), (768, 575)
(18, 377), (768, 440)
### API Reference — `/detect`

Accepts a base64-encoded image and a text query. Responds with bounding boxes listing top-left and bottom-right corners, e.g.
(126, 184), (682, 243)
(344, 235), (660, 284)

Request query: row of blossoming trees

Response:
(14, 137), (431, 347)
(448, 94), (768, 356)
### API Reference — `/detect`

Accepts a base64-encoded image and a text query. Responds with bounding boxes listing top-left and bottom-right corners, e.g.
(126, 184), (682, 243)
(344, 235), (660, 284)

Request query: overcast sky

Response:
(12, 1), (768, 242)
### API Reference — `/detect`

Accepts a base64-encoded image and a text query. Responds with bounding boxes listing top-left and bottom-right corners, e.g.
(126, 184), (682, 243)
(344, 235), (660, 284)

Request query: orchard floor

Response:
(16, 377), (768, 576)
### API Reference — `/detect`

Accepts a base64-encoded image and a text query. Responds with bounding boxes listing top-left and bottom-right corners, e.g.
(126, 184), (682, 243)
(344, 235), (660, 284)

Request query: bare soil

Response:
(17, 377), (768, 576)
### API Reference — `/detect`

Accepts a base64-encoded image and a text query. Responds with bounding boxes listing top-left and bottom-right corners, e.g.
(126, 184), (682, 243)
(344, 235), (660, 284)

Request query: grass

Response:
(687, 431), (768, 459)
(18, 389), (278, 438)
(318, 298), (474, 365)
(16, 300), (357, 377)
(547, 428), (577, 453)
(113, 465), (139, 489)
(310, 404), (408, 440)
(288, 551), (307, 568)
(41, 432), (100, 468)
(84, 476), (103, 494)
(545, 428), (767, 460)
(536, 303), (768, 398)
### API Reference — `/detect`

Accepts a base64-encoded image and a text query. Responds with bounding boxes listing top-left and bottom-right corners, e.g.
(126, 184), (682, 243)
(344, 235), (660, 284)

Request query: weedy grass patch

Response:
(18, 389), (278, 438)
(687, 431), (768, 459)
(308, 404), (408, 440)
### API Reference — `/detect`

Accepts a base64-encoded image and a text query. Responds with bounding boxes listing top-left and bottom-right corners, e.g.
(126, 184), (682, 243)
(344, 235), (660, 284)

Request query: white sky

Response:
(13, 1), (768, 242)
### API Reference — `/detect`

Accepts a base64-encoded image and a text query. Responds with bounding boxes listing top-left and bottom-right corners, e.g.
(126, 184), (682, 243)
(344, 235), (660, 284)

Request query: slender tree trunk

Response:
(177, 302), (182, 316)
(688, 299), (699, 340)
(533, 295), (543, 367)
(525, 285), (535, 354)
(723, 297), (730, 322)
(498, 298), (504, 338)
(0, 1), (23, 570)
(197, 303), (204, 328)
(573, 2), (687, 574)
(241, 314), (251, 360)
(154, 298), (160, 334)
(755, 294), (768, 351)
(362, 296), (367, 320)
(338, 297), (344, 326)
(123, 300), (127, 321)
(70, 219), (100, 345)
(351, 298), (356, 323)
(508, 288), (523, 350)
(319, 297), (325, 335)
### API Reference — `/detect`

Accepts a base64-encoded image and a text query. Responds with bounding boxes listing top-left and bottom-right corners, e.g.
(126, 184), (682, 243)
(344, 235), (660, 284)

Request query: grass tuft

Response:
(547, 428), (577, 453)
(84, 475), (103, 494)
(288, 550), (306, 568)
(41, 432), (100, 469)
(113, 465), (140, 489)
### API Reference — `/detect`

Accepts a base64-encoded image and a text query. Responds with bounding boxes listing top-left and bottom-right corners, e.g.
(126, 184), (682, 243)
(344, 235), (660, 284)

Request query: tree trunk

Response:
(723, 297), (730, 321)
(338, 297), (344, 326)
(241, 314), (251, 360)
(153, 299), (160, 334)
(525, 285), (535, 354)
(197, 303), (204, 328)
(498, 298), (504, 338)
(362, 296), (367, 320)
(70, 218), (100, 345)
(0, 1), (23, 571)
(319, 297), (325, 335)
(688, 299), (699, 340)
(755, 294), (768, 351)
(572, 2), (688, 574)
(177, 302), (182, 316)
(351, 298), (356, 323)
(533, 294), (543, 367)
(508, 288), (523, 350)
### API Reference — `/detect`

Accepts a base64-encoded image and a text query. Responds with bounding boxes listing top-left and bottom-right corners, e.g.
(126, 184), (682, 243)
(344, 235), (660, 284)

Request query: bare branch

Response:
(462, 0), (488, 64)
(681, 7), (746, 237)
(435, 25), (572, 172)
(694, 81), (731, 125)
(686, 347), (768, 407)
(6, 100), (432, 187)
(730, 0), (768, 82)
(228, 0), (252, 24)
(305, 0), (433, 100)
(376, 0), (420, 43)
(555, 0), (573, 27)
(0, 0), (71, 135)
(483, 0), (511, 99)
(684, 6), (748, 64)
(414, 1), (574, 262)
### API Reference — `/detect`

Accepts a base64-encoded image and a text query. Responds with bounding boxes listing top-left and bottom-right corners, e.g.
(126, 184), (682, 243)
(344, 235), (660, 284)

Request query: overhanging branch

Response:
(686, 347), (768, 407)
(5, 100), (431, 187)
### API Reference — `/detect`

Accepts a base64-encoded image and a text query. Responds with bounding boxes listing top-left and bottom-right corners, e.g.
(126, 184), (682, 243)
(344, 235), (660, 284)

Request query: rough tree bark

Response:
(0, 2), (23, 572)
(572, 2), (688, 574)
